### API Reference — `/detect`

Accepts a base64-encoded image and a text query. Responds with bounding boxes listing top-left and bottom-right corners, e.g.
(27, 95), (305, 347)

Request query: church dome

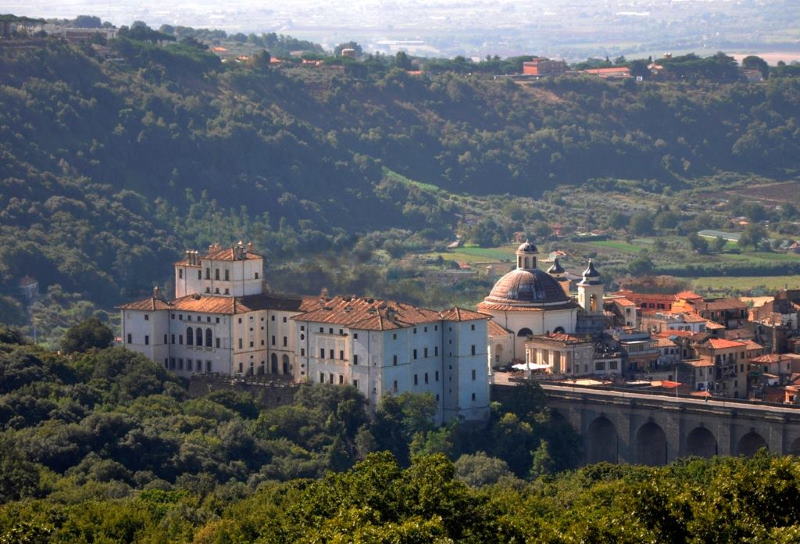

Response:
(547, 257), (565, 275)
(517, 240), (538, 254)
(484, 268), (571, 306)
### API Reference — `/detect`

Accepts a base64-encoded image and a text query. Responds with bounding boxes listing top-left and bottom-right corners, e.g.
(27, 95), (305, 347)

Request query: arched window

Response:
(271, 353), (278, 374)
(517, 328), (533, 337)
(186, 327), (193, 345)
(282, 354), (290, 374)
(553, 326), (565, 334)
(205, 328), (213, 347)
(196, 327), (203, 346)
(590, 294), (597, 312)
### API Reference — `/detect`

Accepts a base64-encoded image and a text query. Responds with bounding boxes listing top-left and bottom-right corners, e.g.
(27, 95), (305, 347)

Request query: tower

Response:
(515, 240), (538, 270)
(578, 260), (603, 314)
(547, 256), (570, 297)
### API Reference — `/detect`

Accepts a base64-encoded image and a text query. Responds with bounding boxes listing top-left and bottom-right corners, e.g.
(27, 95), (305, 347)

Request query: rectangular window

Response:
(255, 272), (259, 279)
(320, 348), (325, 358)
(215, 338), (220, 348)
(424, 347), (428, 357)
(206, 361), (212, 372)
(320, 373), (325, 384)
(393, 380), (398, 393)
(435, 371), (439, 381)
(301, 348), (305, 356)
(424, 327), (428, 332)
(249, 341), (254, 348)
(353, 379), (359, 389)
(353, 354), (359, 365)
(169, 358), (175, 369)
(471, 345), (476, 356)
(144, 314), (149, 321)
(163, 334), (168, 344)
(329, 374), (334, 384)
(320, 327), (324, 333)
(424, 373), (429, 384)
(179, 269), (183, 279)
(329, 349), (334, 359)
(472, 393), (476, 401)
(224, 269), (229, 281)
(187, 359), (192, 371)
(205, 268), (210, 279)
(434, 346), (439, 356)
(127, 333), (132, 344)
(471, 369), (476, 380)
(178, 358), (183, 370)
(271, 336), (276, 346)
(283, 336), (288, 347)
(215, 269), (220, 280)
(197, 270), (201, 280)
(393, 333), (397, 340)
(414, 374), (418, 385)
(353, 333), (358, 339)
(393, 355), (397, 365)
(340, 350), (344, 360)
(413, 349), (418, 360)
(238, 338), (243, 349)
(338, 375), (344, 385)
(179, 335), (183, 344)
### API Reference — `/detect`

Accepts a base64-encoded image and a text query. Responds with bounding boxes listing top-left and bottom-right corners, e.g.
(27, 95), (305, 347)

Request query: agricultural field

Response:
(728, 181), (800, 206)
(690, 275), (800, 294)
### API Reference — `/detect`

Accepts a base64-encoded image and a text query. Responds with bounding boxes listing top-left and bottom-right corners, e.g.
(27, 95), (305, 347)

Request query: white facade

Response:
(295, 315), (490, 423)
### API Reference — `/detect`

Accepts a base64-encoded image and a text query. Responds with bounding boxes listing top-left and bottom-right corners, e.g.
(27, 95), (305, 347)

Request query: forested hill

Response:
(1, 37), (799, 309)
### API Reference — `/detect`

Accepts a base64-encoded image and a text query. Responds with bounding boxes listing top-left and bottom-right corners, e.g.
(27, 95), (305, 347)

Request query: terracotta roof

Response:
(743, 340), (764, 352)
(707, 338), (747, 350)
(695, 298), (747, 311)
(583, 67), (631, 75)
(477, 301), (578, 312)
(675, 290), (703, 300)
(118, 296), (171, 311)
(750, 354), (789, 364)
(656, 329), (694, 338)
(704, 321), (725, 329)
(488, 321), (513, 337)
(175, 244), (263, 265)
(292, 296), (442, 331)
(656, 337), (676, 347)
(438, 307), (490, 322)
(612, 297), (636, 307)
(527, 333), (591, 345)
(685, 359), (714, 367)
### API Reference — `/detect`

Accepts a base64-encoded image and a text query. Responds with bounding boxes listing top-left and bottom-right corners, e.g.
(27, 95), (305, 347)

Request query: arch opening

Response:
(270, 353), (278, 374)
(282, 354), (290, 375)
(686, 427), (717, 458)
(737, 431), (768, 457)
(586, 416), (618, 464)
(636, 421), (667, 465)
(517, 328), (533, 337)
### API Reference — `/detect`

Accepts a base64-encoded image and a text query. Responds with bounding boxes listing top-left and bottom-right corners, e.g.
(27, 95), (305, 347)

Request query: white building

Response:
(119, 242), (491, 422)
(479, 241), (579, 365)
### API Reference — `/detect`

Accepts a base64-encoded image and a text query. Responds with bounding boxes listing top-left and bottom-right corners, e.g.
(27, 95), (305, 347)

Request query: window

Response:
(434, 346), (439, 356)
(206, 329), (212, 346)
(196, 327), (203, 346)
(472, 393), (476, 401)
(595, 362), (606, 371)
(249, 341), (254, 348)
(340, 350), (344, 360)
(216, 317), (220, 323)
(186, 327), (193, 346)
(434, 325), (438, 331)
(187, 359), (192, 371)
(271, 336), (276, 346)
(471, 369), (476, 380)
(283, 336), (288, 347)
(353, 355), (359, 365)
(424, 373), (429, 384)
(319, 348), (325, 359)
(338, 375), (344, 384)
(393, 380), (398, 393)
(471, 345), (476, 355)
(471, 324), (475, 331)
(329, 349), (334, 359)
(144, 314), (149, 321)
(353, 379), (359, 389)
(300, 348), (305, 356)
(255, 272), (259, 279)
(206, 361), (212, 372)
(163, 334), (168, 344)
(127, 333), (132, 344)
(178, 269), (183, 279)
(424, 348), (428, 357)
(320, 327), (324, 333)
(238, 338), (243, 349)
(238, 362), (243, 373)
(329, 374), (334, 384)
(171, 314), (175, 320)
(414, 374), (418, 385)
(215, 268), (220, 280)
(435, 371), (439, 381)
(238, 318), (242, 324)
(179, 334), (183, 344)
(224, 269), (229, 281)
(424, 327), (427, 332)
(393, 355), (397, 365)
(224, 289), (229, 295)
(393, 333), (397, 340)
(413, 349), (418, 360)
(178, 358), (183, 370)
(283, 317), (287, 323)
(205, 268), (210, 279)
(353, 333), (358, 339)
(169, 358), (175, 369)
(413, 328), (417, 334)
(179, 314), (183, 320)
(215, 338), (220, 348)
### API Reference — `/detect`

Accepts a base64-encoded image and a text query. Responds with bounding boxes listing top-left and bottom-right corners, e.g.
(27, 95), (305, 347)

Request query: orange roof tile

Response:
(476, 301), (577, 312)
(118, 296), (171, 311)
(707, 338), (747, 350)
(438, 307), (490, 322)
(488, 320), (513, 337)
(292, 296), (442, 331)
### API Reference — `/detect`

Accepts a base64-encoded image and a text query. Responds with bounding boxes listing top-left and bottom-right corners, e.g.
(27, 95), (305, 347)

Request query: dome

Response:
(484, 268), (571, 306)
(516, 240), (538, 254)
(547, 257), (565, 275)
(583, 259), (600, 278)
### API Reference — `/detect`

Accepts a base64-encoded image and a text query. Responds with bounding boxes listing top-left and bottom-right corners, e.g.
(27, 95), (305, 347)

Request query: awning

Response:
(512, 363), (551, 371)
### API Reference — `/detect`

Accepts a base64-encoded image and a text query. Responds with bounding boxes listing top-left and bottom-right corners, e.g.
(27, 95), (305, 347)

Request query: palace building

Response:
(119, 242), (490, 422)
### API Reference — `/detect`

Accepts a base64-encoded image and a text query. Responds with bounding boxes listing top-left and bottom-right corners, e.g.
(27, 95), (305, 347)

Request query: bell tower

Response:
(578, 259), (604, 314)
(515, 240), (538, 271)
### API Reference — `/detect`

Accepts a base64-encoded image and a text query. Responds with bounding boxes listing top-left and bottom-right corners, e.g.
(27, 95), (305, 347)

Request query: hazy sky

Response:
(9, 0), (800, 59)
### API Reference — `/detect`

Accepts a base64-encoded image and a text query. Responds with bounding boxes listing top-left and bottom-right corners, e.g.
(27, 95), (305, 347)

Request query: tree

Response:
(529, 440), (556, 479)
(738, 223), (768, 250)
(252, 50), (271, 70)
(607, 211), (629, 230)
(394, 51), (413, 70)
(688, 233), (709, 254)
(742, 55), (769, 79)
(628, 255), (655, 276)
(61, 317), (113, 353)
(454, 452), (514, 487)
(711, 235), (727, 253)
(629, 212), (654, 235)
(334, 41), (363, 57)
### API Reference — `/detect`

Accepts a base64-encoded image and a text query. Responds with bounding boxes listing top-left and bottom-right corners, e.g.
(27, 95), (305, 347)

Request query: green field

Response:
(426, 246), (514, 264)
(690, 275), (800, 293)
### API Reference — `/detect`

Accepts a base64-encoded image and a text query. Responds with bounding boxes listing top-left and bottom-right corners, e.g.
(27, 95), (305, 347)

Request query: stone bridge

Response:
(514, 384), (800, 465)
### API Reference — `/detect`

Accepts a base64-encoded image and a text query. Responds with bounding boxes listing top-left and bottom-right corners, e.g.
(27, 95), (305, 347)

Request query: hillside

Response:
(1, 37), (799, 322)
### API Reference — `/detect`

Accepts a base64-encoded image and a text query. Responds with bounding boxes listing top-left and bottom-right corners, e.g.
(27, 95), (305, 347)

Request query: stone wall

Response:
(188, 374), (299, 409)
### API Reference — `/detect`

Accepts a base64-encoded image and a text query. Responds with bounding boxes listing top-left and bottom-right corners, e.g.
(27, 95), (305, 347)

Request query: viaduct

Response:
(496, 383), (800, 465)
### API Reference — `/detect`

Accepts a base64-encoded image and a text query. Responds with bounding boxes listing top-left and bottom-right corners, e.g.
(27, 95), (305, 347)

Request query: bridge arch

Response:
(789, 437), (800, 456)
(586, 416), (618, 464)
(686, 426), (717, 458)
(635, 421), (667, 465)
(737, 431), (768, 456)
